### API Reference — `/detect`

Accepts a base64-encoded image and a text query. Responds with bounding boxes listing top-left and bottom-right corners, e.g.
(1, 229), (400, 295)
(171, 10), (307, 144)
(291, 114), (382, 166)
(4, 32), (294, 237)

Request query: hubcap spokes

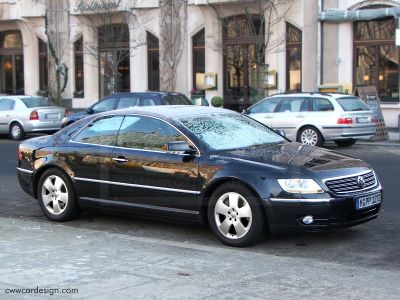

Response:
(42, 175), (68, 215)
(301, 129), (317, 146)
(12, 126), (21, 138)
(214, 192), (252, 239)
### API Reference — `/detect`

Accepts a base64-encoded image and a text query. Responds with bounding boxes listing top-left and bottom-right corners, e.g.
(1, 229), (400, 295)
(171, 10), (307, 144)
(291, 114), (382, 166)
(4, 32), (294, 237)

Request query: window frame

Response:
(70, 114), (201, 155)
(285, 23), (302, 92)
(74, 36), (84, 98)
(0, 98), (15, 111)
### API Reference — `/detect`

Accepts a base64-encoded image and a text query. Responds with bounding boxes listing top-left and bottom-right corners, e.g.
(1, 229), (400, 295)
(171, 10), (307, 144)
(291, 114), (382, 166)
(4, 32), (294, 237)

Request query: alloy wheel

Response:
(214, 192), (252, 239)
(41, 175), (69, 215)
(300, 128), (318, 146)
(11, 124), (22, 139)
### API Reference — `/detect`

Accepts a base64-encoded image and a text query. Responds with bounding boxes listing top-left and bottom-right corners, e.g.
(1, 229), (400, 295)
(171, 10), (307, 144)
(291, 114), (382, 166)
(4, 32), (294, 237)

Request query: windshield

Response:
(337, 97), (371, 112)
(165, 94), (192, 105)
(20, 97), (55, 108)
(178, 113), (285, 151)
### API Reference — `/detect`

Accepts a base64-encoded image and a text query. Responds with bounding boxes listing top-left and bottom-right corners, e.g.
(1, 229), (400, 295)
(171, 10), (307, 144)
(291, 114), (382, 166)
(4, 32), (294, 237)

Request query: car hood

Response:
(211, 142), (371, 177)
(68, 111), (88, 121)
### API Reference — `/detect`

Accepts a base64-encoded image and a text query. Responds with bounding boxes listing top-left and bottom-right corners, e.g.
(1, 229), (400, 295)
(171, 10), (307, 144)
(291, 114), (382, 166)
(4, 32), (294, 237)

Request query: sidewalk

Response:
(357, 129), (399, 146)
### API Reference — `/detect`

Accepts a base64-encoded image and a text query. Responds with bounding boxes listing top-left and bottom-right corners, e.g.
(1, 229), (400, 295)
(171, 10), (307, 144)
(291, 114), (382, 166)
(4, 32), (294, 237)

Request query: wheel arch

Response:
(33, 164), (75, 199)
(200, 177), (267, 225)
(296, 124), (324, 142)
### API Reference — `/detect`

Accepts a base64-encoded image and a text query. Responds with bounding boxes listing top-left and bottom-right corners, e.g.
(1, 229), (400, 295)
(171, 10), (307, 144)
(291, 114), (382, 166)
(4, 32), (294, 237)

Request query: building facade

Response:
(0, 0), (399, 127)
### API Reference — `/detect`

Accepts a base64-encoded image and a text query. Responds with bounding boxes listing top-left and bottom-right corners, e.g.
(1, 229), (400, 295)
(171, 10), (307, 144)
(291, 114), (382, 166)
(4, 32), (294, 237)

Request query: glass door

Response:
(0, 54), (24, 95)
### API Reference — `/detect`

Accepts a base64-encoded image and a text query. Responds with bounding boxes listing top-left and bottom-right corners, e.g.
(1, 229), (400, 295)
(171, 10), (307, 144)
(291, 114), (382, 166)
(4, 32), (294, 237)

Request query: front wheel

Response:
(37, 169), (80, 222)
(207, 183), (266, 247)
(335, 139), (357, 147)
(298, 126), (324, 147)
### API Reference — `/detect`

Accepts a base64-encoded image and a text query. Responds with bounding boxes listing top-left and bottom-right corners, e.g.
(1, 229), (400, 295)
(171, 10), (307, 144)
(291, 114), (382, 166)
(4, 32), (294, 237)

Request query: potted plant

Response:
(211, 96), (223, 107)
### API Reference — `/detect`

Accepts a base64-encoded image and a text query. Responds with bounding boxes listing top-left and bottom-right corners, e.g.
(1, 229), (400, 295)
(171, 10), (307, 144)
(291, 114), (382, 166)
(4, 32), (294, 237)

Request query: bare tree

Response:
(45, 0), (70, 105)
(211, 0), (293, 107)
(159, 0), (187, 92)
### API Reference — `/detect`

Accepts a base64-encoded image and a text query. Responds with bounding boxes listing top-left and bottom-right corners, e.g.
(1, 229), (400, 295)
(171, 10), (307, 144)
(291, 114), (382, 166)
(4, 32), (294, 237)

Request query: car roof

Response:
(267, 92), (355, 99)
(112, 92), (185, 97)
(100, 105), (230, 119)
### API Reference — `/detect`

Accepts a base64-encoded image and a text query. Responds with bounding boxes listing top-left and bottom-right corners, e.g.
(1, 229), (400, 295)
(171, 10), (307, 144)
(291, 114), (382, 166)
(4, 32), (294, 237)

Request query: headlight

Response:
(277, 179), (324, 194)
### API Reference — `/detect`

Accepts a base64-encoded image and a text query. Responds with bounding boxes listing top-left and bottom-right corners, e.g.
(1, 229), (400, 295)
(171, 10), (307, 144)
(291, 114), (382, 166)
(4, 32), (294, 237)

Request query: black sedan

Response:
(17, 106), (382, 247)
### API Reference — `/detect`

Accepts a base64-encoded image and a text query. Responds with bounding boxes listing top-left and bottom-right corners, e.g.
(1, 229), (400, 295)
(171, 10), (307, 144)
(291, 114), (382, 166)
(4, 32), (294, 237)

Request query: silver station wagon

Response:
(0, 96), (66, 140)
(244, 93), (377, 147)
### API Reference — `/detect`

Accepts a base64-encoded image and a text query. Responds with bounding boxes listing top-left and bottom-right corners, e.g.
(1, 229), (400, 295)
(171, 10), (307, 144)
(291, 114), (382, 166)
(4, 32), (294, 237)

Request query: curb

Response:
(356, 141), (400, 147)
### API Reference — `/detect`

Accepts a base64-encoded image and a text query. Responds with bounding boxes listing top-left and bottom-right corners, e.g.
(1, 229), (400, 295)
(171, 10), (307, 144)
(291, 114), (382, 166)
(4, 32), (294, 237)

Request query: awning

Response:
(319, 6), (400, 22)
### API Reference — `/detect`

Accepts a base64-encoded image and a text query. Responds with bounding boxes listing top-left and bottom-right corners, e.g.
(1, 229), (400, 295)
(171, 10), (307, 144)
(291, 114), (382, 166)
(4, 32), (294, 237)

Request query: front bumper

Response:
(265, 185), (382, 234)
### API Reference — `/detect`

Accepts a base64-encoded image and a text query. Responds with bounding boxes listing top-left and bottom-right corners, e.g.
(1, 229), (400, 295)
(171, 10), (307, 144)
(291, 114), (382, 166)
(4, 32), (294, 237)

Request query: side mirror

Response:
(242, 108), (249, 115)
(87, 107), (94, 114)
(274, 129), (286, 137)
(166, 141), (197, 155)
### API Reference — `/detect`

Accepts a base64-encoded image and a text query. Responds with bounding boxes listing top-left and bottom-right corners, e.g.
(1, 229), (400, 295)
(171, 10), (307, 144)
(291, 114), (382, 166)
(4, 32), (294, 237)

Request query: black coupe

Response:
(17, 106), (382, 247)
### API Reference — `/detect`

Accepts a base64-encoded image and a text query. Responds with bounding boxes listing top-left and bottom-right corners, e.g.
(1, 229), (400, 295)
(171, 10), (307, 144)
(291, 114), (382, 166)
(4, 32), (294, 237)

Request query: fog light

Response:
(302, 215), (314, 225)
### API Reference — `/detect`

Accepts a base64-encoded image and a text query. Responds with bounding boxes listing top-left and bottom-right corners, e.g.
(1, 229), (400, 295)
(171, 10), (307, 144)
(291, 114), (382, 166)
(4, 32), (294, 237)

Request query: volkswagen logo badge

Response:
(357, 176), (366, 189)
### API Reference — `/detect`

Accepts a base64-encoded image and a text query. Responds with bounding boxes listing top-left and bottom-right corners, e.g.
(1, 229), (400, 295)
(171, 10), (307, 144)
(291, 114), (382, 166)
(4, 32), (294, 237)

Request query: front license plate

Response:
(45, 113), (59, 120)
(356, 117), (369, 123)
(356, 193), (381, 209)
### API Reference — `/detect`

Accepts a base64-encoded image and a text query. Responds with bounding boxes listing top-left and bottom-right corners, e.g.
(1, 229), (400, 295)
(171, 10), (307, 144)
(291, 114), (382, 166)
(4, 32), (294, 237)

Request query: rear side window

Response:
(140, 97), (157, 106)
(20, 97), (54, 108)
(72, 116), (124, 146)
(249, 98), (280, 113)
(117, 115), (186, 150)
(117, 97), (139, 109)
(92, 98), (117, 113)
(0, 99), (15, 111)
(336, 97), (371, 111)
(275, 98), (304, 112)
(164, 95), (192, 105)
(311, 98), (334, 112)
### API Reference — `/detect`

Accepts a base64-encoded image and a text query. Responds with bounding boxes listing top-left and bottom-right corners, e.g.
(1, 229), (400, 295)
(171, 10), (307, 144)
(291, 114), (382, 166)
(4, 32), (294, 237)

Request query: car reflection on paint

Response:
(17, 106), (382, 247)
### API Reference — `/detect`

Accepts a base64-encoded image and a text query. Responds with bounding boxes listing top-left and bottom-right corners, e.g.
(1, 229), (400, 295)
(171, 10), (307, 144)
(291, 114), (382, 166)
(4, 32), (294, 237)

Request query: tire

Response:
(298, 126), (324, 147)
(334, 139), (357, 147)
(207, 183), (266, 247)
(37, 168), (80, 222)
(9, 122), (25, 140)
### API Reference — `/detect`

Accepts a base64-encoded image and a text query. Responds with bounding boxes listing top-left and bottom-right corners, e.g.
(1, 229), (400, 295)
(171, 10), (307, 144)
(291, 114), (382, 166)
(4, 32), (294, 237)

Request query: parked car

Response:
(62, 92), (193, 127)
(17, 106), (382, 247)
(0, 96), (66, 140)
(244, 93), (377, 147)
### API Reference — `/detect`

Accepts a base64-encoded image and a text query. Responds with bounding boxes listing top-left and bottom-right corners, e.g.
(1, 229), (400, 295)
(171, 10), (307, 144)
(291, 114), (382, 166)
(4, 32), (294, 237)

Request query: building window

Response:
(0, 31), (24, 95)
(286, 23), (302, 92)
(74, 36), (84, 98)
(38, 38), (48, 93)
(222, 15), (265, 111)
(98, 24), (130, 98)
(147, 32), (159, 91)
(192, 29), (205, 91)
(354, 17), (399, 102)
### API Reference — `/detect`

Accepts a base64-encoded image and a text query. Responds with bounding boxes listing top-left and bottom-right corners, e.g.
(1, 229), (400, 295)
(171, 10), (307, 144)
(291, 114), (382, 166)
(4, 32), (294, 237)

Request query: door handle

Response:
(264, 115), (273, 119)
(296, 114), (304, 118)
(112, 157), (128, 163)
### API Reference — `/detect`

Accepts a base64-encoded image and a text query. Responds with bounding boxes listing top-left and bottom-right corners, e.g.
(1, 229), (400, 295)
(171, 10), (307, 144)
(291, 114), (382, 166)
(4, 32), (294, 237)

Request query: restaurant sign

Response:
(74, 0), (122, 13)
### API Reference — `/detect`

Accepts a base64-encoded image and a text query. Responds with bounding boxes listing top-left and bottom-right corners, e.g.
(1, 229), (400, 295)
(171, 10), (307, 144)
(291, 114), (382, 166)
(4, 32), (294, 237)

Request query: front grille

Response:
(325, 171), (377, 195)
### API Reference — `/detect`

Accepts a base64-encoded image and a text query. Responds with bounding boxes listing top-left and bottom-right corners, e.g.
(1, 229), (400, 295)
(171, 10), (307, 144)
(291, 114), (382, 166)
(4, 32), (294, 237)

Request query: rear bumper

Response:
(17, 167), (35, 198)
(23, 120), (62, 133)
(321, 125), (376, 141)
(265, 185), (382, 234)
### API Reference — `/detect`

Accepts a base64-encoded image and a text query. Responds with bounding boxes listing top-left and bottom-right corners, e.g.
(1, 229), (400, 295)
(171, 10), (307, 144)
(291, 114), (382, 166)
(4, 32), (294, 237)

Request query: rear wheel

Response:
(9, 122), (24, 140)
(207, 183), (266, 247)
(37, 169), (80, 222)
(335, 139), (357, 147)
(298, 126), (323, 147)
